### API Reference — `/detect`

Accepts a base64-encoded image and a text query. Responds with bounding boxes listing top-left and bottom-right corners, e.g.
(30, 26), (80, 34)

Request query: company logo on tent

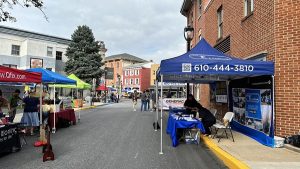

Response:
(182, 63), (192, 72)
(189, 54), (232, 60)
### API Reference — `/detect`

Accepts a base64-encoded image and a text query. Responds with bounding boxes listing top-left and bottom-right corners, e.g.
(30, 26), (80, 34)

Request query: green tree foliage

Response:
(65, 25), (104, 84)
(0, 0), (46, 22)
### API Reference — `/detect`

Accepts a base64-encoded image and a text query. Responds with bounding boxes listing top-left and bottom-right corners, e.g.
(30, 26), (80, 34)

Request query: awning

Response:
(49, 74), (91, 89)
(0, 66), (41, 83)
(96, 85), (108, 91)
(26, 68), (76, 84)
(158, 38), (274, 83)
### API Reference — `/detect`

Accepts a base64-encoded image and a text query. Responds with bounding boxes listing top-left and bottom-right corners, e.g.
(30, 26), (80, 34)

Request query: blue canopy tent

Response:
(26, 68), (76, 133)
(156, 38), (275, 153)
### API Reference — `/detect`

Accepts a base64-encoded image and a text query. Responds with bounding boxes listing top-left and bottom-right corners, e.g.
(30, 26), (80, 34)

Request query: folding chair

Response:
(212, 112), (235, 143)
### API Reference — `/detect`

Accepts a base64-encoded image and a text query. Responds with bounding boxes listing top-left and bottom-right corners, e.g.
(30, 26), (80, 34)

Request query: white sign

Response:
(158, 98), (186, 110)
(216, 95), (227, 103)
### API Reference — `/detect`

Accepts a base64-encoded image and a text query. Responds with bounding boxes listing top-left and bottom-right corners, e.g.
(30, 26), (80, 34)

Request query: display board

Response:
(232, 88), (272, 135)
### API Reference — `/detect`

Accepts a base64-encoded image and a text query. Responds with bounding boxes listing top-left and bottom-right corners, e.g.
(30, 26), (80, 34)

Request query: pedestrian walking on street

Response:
(140, 90), (147, 111)
(146, 90), (150, 111)
(151, 91), (156, 112)
(131, 90), (138, 111)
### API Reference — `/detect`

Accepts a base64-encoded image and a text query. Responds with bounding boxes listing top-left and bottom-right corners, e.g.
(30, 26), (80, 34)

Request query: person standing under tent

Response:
(21, 91), (40, 135)
(131, 90), (138, 111)
(140, 90), (147, 112)
(8, 89), (22, 122)
(184, 94), (200, 118)
(0, 90), (8, 118)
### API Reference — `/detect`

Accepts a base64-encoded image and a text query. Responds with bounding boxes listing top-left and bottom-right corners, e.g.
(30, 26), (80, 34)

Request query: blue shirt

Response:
(23, 96), (39, 113)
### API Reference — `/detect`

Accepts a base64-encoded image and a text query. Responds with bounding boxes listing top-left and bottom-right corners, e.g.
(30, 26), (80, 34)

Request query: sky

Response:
(1, 0), (187, 63)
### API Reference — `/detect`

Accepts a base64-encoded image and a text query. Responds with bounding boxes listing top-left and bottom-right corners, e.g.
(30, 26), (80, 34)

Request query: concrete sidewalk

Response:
(73, 101), (108, 111)
(203, 130), (300, 169)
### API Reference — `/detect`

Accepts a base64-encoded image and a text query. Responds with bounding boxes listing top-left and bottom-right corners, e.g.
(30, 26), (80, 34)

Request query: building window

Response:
(217, 6), (223, 39)
(135, 78), (139, 85)
(117, 62), (119, 68)
(47, 47), (53, 57)
(130, 70), (134, 76)
(3, 64), (17, 68)
(46, 68), (52, 71)
(124, 79), (127, 85)
(198, 0), (202, 17)
(153, 80), (156, 85)
(125, 70), (128, 76)
(130, 78), (133, 85)
(153, 70), (156, 76)
(11, 45), (20, 55)
(244, 0), (254, 17)
(56, 51), (62, 60)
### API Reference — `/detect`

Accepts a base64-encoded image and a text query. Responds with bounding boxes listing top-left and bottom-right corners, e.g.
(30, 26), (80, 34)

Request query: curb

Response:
(284, 144), (300, 153)
(201, 136), (250, 169)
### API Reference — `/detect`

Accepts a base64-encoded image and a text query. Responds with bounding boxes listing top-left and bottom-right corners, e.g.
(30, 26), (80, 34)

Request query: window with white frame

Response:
(124, 79), (127, 85)
(47, 46), (53, 57)
(125, 70), (128, 76)
(217, 6), (223, 39)
(136, 70), (139, 75)
(11, 45), (20, 55)
(135, 78), (139, 85)
(244, 0), (254, 17)
(130, 78), (133, 84)
(130, 70), (134, 76)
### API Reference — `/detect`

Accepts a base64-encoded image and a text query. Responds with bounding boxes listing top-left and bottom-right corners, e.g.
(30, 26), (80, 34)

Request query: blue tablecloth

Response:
(166, 112), (205, 147)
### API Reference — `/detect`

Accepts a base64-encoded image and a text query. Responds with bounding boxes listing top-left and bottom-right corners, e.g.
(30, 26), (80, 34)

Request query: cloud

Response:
(1, 0), (187, 63)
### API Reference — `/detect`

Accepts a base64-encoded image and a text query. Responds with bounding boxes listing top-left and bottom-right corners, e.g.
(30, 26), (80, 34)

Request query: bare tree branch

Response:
(0, 0), (47, 22)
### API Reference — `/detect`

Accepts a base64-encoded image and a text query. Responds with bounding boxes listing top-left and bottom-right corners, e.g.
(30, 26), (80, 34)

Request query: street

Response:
(0, 100), (226, 169)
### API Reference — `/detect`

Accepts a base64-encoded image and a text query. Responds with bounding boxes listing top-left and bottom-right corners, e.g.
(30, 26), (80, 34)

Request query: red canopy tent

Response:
(96, 85), (108, 91)
(0, 66), (41, 83)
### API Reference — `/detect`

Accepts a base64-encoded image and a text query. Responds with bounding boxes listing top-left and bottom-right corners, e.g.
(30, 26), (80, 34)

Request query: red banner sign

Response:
(0, 66), (41, 83)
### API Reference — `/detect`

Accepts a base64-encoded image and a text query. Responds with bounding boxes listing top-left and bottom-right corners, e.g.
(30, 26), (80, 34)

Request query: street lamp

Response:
(184, 25), (194, 98)
(117, 73), (121, 102)
(104, 69), (107, 103)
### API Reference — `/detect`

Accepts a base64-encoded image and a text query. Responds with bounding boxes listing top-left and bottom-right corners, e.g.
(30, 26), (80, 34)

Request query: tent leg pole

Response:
(53, 85), (56, 133)
(155, 80), (158, 131)
(39, 84), (43, 142)
(272, 75), (275, 137)
(159, 75), (163, 155)
(226, 81), (230, 111)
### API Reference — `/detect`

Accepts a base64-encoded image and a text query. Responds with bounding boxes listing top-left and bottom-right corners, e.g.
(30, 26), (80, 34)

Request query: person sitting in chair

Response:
(197, 105), (216, 136)
(184, 94), (200, 117)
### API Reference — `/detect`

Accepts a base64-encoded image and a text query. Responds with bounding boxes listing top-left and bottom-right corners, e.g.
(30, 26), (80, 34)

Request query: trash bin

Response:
(85, 96), (92, 106)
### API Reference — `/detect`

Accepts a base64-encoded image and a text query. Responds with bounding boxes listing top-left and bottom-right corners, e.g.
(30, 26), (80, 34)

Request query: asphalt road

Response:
(0, 100), (227, 169)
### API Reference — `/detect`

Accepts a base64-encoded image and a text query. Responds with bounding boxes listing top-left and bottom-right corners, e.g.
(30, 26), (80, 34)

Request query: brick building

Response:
(150, 63), (160, 86)
(104, 53), (147, 87)
(123, 62), (152, 92)
(181, 0), (300, 136)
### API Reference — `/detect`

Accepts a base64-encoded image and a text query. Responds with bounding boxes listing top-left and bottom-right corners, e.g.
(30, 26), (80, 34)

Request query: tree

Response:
(65, 25), (104, 84)
(0, 0), (46, 22)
